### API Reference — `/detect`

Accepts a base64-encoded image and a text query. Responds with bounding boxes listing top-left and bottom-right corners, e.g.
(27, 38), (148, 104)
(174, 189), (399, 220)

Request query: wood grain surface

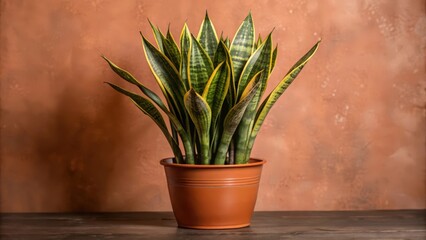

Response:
(1, 210), (425, 239)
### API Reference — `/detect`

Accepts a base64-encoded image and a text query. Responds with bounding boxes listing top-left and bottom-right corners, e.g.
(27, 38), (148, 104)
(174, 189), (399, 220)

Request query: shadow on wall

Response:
(1, 78), (132, 212)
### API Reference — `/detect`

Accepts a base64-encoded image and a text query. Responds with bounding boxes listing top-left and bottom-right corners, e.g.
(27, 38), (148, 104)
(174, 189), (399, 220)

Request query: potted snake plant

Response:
(103, 12), (319, 229)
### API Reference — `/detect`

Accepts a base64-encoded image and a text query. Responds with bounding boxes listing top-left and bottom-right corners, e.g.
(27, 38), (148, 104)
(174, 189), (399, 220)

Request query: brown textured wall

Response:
(0, 0), (425, 212)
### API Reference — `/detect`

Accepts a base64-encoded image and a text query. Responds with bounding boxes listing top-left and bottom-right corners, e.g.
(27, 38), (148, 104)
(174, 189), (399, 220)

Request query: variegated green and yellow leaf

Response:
(161, 29), (181, 69)
(254, 34), (262, 49)
(188, 34), (214, 94)
(230, 12), (255, 82)
(141, 35), (186, 118)
(213, 41), (236, 103)
(214, 72), (262, 164)
(234, 71), (264, 164)
(102, 56), (169, 112)
(202, 61), (230, 126)
(179, 23), (191, 90)
(270, 45), (278, 73)
(148, 19), (165, 53)
(197, 11), (218, 60)
(184, 89), (212, 164)
(224, 37), (230, 49)
(213, 40), (227, 67)
(237, 33), (273, 99)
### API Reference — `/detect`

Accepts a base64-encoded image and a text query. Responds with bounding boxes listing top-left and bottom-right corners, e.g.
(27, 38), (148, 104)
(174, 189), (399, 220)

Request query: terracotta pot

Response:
(160, 158), (265, 229)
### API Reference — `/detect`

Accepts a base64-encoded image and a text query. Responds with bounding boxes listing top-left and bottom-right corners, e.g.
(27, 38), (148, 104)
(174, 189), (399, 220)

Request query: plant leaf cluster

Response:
(104, 12), (320, 164)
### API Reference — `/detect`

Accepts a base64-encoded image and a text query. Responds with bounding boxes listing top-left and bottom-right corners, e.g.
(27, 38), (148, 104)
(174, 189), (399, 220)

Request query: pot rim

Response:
(160, 158), (266, 168)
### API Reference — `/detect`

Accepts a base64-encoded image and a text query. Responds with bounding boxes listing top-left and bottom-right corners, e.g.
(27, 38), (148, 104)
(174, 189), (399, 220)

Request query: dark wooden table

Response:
(1, 210), (425, 239)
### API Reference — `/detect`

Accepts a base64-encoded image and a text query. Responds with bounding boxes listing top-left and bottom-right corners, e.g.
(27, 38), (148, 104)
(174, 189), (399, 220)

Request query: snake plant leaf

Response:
(213, 41), (236, 102)
(197, 11), (218, 60)
(179, 23), (191, 90)
(237, 33), (273, 99)
(214, 72), (262, 165)
(230, 12), (255, 82)
(184, 88), (212, 164)
(224, 37), (230, 49)
(213, 40), (227, 67)
(102, 56), (195, 163)
(106, 82), (184, 163)
(271, 45), (278, 73)
(202, 61), (230, 126)
(102, 56), (169, 112)
(148, 19), (165, 53)
(247, 40), (321, 154)
(255, 34), (263, 50)
(141, 34), (186, 116)
(231, 33), (272, 159)
(161, 29), (181, 69)
(234, 72), (264, 164)
(188, 34), (214, 94)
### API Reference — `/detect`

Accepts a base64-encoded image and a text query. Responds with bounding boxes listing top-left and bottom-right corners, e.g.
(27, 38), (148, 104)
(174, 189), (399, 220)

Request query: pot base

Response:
(178, 223), (250, 230)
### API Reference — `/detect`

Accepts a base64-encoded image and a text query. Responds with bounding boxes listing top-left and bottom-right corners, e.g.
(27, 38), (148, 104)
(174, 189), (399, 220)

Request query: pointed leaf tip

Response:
(246, 11), (253, 20)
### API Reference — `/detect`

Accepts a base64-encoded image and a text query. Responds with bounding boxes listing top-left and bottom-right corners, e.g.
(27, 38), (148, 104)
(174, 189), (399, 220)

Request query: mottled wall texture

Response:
(1, 0), (425, 212)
